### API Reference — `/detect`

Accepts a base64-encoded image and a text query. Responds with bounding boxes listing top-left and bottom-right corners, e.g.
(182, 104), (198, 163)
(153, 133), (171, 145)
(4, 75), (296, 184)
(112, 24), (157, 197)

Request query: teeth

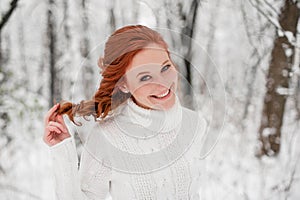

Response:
(156, 89), (169, 98)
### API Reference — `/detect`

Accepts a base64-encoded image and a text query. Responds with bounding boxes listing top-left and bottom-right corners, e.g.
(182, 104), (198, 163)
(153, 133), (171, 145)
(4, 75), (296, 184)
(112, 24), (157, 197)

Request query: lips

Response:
(149, 83), (174, 99)
(150, 89), (170, 99)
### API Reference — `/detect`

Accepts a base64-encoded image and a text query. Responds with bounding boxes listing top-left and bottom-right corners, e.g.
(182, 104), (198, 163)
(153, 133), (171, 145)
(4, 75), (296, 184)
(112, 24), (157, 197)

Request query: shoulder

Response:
(73, 115), (117, 143)
(73, 115), (98, 129)
(73, 115), (99, 143)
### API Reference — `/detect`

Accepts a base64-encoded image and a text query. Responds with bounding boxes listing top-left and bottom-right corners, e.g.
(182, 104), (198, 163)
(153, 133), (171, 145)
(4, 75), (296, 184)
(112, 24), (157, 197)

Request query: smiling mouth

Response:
(150, 89), (171, 99)
(150, 83), (174, 99)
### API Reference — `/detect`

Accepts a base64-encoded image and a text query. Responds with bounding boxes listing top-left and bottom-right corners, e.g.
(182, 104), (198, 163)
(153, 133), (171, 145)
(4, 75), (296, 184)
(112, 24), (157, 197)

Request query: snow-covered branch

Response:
(248, 0), (298, 46)
(0, 0), (19, 31)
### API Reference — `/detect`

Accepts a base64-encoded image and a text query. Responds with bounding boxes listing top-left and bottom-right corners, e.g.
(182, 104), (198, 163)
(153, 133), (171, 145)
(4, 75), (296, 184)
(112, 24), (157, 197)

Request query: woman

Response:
(43, 25), (207, 200)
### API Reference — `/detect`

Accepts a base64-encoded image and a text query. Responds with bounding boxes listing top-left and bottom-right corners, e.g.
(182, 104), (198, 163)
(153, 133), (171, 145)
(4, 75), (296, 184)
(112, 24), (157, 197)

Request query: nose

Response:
(153, 74), (171, 89)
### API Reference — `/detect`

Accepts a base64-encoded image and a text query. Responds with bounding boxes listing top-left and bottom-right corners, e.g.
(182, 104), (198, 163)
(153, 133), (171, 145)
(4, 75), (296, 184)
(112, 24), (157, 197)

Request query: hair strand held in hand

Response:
(55, 25), (170, 126)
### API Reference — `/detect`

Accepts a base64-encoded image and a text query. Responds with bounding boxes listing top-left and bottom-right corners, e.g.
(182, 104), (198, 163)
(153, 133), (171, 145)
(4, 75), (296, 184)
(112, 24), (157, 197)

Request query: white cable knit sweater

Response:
(49, 96), (207, 200)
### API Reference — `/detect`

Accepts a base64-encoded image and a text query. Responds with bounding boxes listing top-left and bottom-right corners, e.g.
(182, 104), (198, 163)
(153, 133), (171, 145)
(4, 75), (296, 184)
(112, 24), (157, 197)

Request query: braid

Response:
(56, 25), (169, 126)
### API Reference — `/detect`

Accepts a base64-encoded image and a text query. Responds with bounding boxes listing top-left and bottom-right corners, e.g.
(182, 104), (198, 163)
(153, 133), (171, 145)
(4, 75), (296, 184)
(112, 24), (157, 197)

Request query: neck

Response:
(114, 95), (183, 133)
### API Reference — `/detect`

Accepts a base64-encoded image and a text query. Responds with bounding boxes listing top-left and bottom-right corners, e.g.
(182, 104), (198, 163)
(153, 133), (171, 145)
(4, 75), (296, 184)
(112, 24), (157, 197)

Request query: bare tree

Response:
(199, 0), (220, 95)
(47, 0), (62, 107)
(240, 0), (272, 125)
(0, 0), (19, 70)
(79, 0), (95, 99)
(0, 1), (15, 164)
(177, 0), (201, 108)
(108, 0), (116, 32)
(257, 0), (300, 156)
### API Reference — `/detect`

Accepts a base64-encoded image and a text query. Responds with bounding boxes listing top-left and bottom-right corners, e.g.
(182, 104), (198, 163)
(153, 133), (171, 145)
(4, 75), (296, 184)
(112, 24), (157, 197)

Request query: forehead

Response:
(127, 44), (169, 71)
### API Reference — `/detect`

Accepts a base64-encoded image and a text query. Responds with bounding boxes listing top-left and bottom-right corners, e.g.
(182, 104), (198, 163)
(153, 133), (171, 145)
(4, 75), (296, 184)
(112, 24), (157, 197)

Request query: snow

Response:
(284, 47), (293, 58)
(285, 31), (295, 43)
(282, 69), (289, 77)
(276, 87), (294, 95)
(262, 127), (277, 137)
(1, 0), (300, 199)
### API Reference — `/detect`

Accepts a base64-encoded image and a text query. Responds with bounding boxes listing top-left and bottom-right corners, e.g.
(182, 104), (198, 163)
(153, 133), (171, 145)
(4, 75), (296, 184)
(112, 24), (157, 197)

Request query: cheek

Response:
(166, 69), (178, 83)
(132, 84), (153, 98)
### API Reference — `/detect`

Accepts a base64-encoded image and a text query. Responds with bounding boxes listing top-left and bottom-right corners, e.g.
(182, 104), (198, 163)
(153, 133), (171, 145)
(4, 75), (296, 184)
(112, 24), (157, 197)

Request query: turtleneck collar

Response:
(113, 95), (183, 136)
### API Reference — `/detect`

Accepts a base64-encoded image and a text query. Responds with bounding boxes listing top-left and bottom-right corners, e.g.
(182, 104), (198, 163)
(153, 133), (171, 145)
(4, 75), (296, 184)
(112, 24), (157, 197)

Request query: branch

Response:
(0, 0), (19, 31)
(262, 0), (280, 16)
(249, 0), (281, 29)
(240, 1), (272, 123)
(269, 151), (300, 198)
(248, 0), (298, 46)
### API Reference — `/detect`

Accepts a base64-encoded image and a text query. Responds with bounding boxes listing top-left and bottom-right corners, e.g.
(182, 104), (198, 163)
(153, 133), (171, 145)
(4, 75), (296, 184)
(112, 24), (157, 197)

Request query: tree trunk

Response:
(80, 0), (95, 99)
(199, 0), (220, 95)
(0, 33), (12, 149)
(108, 0), (116, 32)
(258, 0), (300, 157)
(178, 0), (200, 109)
(47, 0), (61, 106)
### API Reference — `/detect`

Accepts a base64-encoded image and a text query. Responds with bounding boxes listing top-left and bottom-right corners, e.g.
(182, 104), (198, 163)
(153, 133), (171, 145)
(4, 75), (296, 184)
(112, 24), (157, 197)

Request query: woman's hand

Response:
(43, 103), (71, 147)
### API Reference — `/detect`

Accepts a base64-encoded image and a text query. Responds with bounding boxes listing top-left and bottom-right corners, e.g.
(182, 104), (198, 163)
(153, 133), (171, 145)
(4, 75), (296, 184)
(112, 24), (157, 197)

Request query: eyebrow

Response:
(136, 60), (170, 78)
(161, 60), (169, 66)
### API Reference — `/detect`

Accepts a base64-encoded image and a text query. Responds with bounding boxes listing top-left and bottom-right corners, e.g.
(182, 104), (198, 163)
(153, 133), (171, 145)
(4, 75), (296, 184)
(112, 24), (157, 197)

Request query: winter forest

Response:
(1, 0), (300, 199)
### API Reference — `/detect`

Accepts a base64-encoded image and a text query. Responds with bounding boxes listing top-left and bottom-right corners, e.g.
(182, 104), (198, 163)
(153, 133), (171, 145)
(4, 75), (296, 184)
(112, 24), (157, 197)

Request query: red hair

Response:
(56, 25), (170, 125)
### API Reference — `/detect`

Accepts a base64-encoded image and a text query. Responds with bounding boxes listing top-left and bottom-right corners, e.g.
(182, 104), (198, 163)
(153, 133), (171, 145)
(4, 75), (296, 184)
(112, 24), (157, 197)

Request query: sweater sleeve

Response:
(50, 136), (112, 200)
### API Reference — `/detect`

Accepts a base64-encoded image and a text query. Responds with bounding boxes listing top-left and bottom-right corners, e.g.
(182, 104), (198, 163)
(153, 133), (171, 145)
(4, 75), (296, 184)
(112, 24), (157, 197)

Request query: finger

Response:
(43, 135), (51, 145)
(49, 121), (67, 133)
(43, 132), (54, 143)
(46, 125), (62, 134)
(48, 104), (60, 122)
(43, 133), (58, 146)
(44, 104), (59, 124)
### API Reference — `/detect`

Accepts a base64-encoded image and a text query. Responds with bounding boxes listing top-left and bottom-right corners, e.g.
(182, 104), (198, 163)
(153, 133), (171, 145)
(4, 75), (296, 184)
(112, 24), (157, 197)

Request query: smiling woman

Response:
(121, 43), (178, 110)
(43, 24), (207, 200)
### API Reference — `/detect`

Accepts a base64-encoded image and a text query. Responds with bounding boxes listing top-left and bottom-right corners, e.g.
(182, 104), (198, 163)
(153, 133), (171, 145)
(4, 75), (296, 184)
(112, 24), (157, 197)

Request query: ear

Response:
(118, 83), (130, 93)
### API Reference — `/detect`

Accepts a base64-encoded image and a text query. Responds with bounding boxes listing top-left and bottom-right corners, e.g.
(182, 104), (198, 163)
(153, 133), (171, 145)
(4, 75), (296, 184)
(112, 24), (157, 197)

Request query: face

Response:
(120, 43), (178, 110)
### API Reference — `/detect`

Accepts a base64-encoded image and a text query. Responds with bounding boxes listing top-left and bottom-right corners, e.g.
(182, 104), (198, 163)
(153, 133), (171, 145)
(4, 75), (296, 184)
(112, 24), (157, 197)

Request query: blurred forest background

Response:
(1, 0), (300, 199)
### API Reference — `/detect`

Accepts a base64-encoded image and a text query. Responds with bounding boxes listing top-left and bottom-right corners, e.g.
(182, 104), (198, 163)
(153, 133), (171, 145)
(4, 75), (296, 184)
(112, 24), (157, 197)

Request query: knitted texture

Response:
(49, 96), (207, 200)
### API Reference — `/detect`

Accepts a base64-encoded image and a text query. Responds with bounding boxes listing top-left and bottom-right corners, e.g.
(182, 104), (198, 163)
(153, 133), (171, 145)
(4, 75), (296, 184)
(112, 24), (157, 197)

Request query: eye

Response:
(161, 64), (171, 72)
(140, 75), (152, 82)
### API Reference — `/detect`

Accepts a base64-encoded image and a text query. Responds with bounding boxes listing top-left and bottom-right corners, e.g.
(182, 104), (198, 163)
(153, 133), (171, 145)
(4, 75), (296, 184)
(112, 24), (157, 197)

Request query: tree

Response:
(257, 0), (300, 156)
(0, 0), (19, 173)
(80, 0), (95, 99)
(163, 0), (201, 108)
(0, 0), (19, 134)
(47, 0), (62, 107)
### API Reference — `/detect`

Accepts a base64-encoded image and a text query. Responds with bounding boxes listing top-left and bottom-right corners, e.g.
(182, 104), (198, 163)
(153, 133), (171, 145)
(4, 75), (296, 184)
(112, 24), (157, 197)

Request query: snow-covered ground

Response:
(1, 0), (299, 199)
